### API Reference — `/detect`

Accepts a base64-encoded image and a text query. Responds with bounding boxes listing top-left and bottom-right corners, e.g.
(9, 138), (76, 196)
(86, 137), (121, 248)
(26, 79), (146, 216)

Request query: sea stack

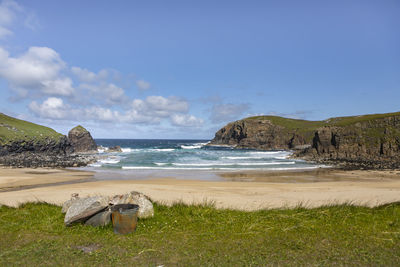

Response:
(68, 125), (97, 153)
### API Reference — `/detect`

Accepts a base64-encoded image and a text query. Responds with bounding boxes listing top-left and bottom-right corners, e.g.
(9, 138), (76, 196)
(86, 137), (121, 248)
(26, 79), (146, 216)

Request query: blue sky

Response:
(0, 0), (399, 139)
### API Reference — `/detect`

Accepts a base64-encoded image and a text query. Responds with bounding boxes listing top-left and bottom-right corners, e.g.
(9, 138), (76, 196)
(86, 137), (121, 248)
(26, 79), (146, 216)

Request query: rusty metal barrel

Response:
(111, 204), (139, 235)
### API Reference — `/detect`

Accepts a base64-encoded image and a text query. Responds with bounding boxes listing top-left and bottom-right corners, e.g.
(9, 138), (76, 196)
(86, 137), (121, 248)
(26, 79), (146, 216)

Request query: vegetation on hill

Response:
(0, 202), (399, 266)
(211, 111), (400, 168)
(245, 111), (400, 131)
(0, 113), (63, 146)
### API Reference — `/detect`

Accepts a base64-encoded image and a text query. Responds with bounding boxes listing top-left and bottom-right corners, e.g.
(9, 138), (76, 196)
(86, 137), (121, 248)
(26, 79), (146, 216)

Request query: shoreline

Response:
(1, 167), (400, 210)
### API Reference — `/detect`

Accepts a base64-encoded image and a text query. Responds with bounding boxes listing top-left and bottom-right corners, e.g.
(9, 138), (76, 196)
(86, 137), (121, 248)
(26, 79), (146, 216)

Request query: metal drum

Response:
(111, 204), (139, 235)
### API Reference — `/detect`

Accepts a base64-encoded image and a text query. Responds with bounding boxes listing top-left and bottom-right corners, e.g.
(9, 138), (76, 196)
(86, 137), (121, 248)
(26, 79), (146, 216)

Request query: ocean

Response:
(82, 139), (324, 181)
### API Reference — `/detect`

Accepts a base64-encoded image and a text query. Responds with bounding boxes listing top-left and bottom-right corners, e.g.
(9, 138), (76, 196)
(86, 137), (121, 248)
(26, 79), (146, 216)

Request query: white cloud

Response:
(29, 97), (70, 120)
(210, 103), (249, 123)
(28, 95), (201, 127)
(71, 66), (108, 83)
(0, 46), (74, 97)
(171, 114), (204, 127)
(80, 82), (125, 105)
(84, 106), (120, 122)
(0, 26), (12, 38)
(136, 79), (150, 90)
(0, 0), (19, 38)
(131, 96), (189, 118)
(0, 0), (37, 39)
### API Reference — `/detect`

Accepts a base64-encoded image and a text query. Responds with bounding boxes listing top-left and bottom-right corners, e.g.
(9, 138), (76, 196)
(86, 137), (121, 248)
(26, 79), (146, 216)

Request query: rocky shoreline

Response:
(0, 113), (99, 168)
(0, 152), (98, 168)
(209, 112), (400, 170)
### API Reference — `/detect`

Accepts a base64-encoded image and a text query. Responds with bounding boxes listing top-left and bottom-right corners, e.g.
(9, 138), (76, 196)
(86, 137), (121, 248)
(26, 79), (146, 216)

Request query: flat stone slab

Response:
(85, 210), (112, 227)
(64, 196), (109, 226)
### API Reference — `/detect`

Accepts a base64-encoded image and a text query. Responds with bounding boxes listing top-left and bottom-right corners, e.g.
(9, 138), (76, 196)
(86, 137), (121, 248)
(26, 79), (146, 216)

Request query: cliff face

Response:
(211, 119), (312, 150)
(0, 113), (72, 156)
(68, 125), (97, 153)
(0, 113), (96, 167)
(304, 116), (400, 162)
(209, 112), (400, 168)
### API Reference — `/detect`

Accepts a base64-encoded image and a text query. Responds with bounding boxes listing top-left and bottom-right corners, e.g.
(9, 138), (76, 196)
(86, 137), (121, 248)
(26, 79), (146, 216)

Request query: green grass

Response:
(1, 202), (399, 266)
(245, 111), (400, 130)
(0, 113), (63, 145)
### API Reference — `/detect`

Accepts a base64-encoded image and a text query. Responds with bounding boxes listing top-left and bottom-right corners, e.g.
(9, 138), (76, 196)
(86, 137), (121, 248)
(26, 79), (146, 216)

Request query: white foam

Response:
(172, 161), (296, 167)
(97, 146), (107, 153)
(88, 163), (102, 167)
(155, 162), (168, 166)
(121, 165), (328, 171)
(274, 156), (289, 160)
(99, 156), (120, 164)
(150, 148), (175, 152)
(121, 147), (132, 153)
(122, 166), (215, 170)
(181, 145), (203, 149)
(222, 156), (266, 160)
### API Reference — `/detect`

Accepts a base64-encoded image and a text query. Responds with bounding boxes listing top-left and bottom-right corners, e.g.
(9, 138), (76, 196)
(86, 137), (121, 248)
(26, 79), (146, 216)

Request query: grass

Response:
(0, 113), (63, 145)
(245, 111), (400, 129)
(0, 202), (399, 266)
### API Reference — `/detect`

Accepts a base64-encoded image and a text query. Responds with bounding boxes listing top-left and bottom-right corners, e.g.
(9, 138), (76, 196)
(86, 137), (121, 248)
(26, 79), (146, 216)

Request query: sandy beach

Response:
(1, 167), (400, 210)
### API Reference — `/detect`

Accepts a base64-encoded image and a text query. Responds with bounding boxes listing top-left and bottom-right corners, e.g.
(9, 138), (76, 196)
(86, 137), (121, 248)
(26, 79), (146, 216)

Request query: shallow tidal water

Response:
(81, 139), (325, 181)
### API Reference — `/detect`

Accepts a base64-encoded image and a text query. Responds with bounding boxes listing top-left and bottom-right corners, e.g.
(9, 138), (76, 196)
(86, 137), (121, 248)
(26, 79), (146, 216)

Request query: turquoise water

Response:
(88, 139), (320, 172)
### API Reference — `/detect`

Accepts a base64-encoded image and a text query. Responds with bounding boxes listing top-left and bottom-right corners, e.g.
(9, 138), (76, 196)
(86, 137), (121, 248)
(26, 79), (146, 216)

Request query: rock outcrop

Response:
(209, 117), (317, 150)
(0, 113), (97, 167)
(209, 112), (400, 169)
(64, 196), (110, 226)
(62, 192), (154, 227)
(110, 191), (154, 218)
(68, 125), (97, 153)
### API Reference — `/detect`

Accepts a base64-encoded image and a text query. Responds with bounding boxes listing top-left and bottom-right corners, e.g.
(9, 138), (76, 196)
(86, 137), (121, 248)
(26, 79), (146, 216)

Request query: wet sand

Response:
(0, 167), (400, 210)
(0, 167), (94, 192)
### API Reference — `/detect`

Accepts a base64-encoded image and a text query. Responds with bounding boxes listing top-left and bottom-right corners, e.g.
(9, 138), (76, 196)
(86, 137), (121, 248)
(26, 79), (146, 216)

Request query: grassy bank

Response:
(0, 202), (399, 266)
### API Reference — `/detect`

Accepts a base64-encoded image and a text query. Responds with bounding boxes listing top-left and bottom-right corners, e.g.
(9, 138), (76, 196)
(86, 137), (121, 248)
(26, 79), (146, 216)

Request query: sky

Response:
(0, 0), (399, 139)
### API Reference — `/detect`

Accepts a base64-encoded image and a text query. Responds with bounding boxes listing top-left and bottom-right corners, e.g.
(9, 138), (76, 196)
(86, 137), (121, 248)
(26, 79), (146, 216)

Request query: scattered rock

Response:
(63, 192), (154, 228)
(64, 196), (109, 226)
(107, 146), (122, 152)
(68, 125), (97, 153)
(61, 193), (80, 213)
(85, 210), (112, 227)
(74, 244), (101, 253)
(110, 191), (154, 218)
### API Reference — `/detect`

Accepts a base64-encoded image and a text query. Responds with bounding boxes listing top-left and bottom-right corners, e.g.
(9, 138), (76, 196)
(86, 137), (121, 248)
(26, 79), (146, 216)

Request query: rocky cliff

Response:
(209, 112), (400, 168)
(0, 113), (95, 167)
(0, 113), (72, 156)
(68, 125), (97, 153)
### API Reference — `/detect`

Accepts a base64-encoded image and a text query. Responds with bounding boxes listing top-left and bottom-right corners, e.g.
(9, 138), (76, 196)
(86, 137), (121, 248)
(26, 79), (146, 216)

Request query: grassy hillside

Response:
(0, 113), (63, 146)
(245, 111), (400, 130)
(0, 202), (399, 266)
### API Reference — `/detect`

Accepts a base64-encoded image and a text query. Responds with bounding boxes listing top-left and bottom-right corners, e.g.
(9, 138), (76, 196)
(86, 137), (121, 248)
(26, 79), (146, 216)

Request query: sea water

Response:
(83, 139), (324, 180)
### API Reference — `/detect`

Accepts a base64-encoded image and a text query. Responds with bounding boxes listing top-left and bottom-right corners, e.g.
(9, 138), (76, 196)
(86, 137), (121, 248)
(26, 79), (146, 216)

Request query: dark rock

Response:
(210, 113), (400, 169)
(85, 210), (112, 227)
(108, 146), (122, 153)
(68, 125), (97, 153)
(0, 152), (97, 168)
(64, 196), (109, 226)
(209, 119), (311, 150)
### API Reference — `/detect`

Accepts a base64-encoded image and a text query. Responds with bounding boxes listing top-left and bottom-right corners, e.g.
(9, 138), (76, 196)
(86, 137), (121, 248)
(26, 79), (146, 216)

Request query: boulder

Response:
(108, 146), (122, 153)
(85, 210), (112, 227)
(110, 191), (154, 218)
(64, 196), (109, 226)
(61, 193), (80, 213)
(68, 125), (97, 153)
